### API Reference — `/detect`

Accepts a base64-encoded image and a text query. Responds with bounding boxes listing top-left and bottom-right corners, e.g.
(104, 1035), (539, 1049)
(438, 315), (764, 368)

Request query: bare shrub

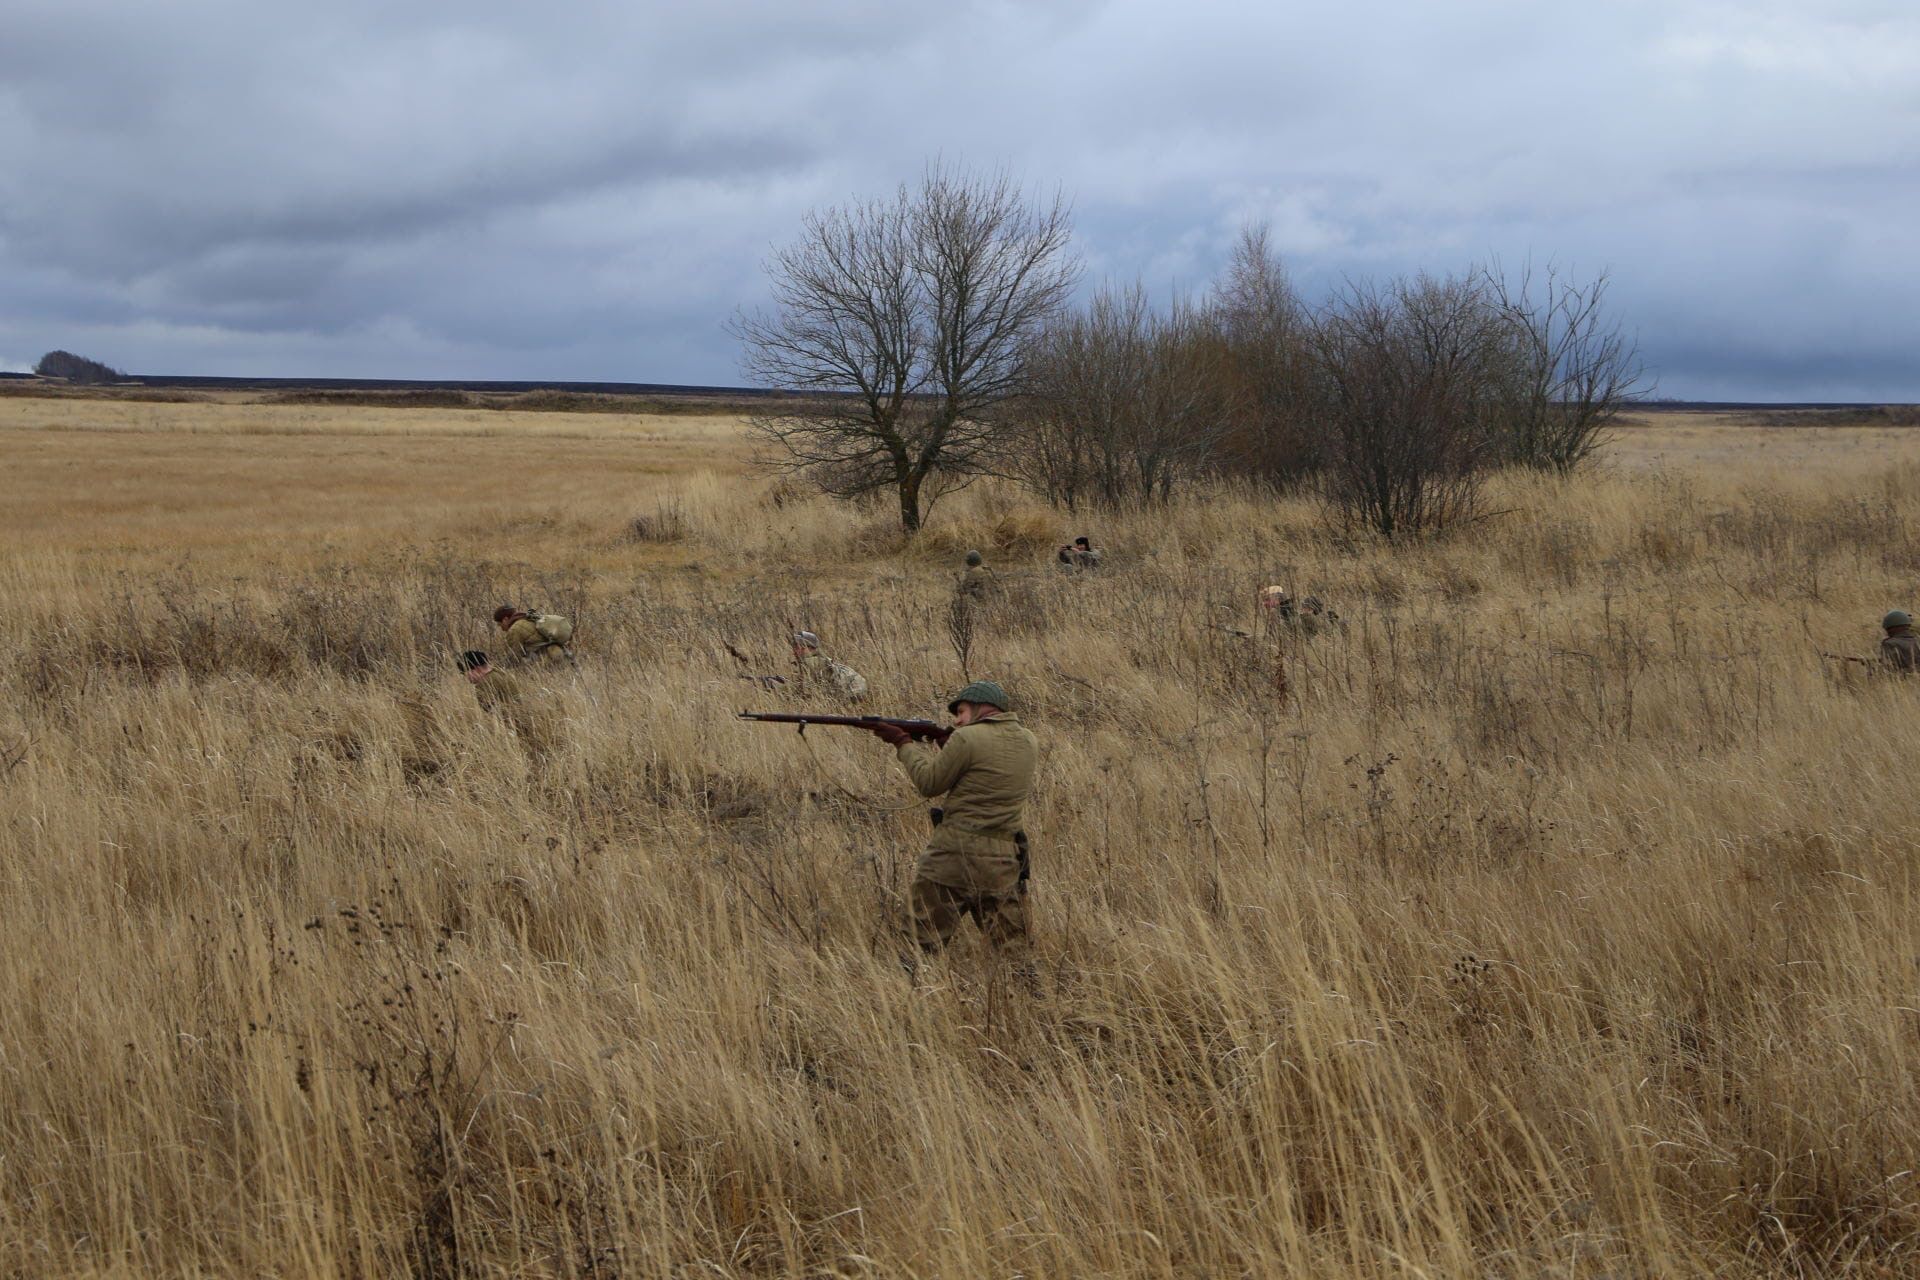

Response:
(625, 500), (691, 543)
(1309, 273), (1509, 539)
(731, 164), (1078, 532)
(1014, 284), (1229, 509)
(1484, 265), (1647, 473)
(1210, 224), (1321, 488)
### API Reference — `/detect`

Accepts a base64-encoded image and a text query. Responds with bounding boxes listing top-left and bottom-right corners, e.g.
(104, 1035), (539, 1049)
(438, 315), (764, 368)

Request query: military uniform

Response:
(798, 651), (868, 701)
(958, 563), (995, 599)
(1264, 590), (1336, 639)
(1058, 544), (1102, 571)
(894, 711), (1038, 948)
(1881, 630), (1919, 672)
(473, 668), (562, 751)
(502, 612), (571, 663)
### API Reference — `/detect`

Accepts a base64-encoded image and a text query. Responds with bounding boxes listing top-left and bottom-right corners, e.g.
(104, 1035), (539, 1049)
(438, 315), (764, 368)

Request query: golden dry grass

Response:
(4, 399), (1920, 1277)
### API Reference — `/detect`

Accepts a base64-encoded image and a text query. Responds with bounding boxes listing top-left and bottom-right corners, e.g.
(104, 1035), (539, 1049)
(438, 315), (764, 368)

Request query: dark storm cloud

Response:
(0, 0), (1915, 397)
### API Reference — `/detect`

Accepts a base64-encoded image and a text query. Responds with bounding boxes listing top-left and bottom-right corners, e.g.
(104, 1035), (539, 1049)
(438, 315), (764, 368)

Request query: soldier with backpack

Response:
(493, 604), (574, 663)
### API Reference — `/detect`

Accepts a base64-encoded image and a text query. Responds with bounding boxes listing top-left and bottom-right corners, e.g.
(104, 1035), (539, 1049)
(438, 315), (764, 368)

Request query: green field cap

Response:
(948, 680), (1009, 713)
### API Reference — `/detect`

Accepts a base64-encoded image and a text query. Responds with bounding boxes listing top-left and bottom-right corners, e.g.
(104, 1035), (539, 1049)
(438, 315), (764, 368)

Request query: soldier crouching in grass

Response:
(865, 680), (1037, 954)
(456, 649), (557, 753)
(493, 604), (574, 664)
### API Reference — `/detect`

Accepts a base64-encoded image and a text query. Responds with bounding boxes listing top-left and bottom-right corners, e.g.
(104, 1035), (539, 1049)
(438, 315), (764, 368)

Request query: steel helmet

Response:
(947, 680), (1010, 713)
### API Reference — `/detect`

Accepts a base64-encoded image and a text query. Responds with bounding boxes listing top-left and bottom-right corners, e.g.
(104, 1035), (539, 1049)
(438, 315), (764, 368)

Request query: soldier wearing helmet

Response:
(865, 680), (1038, 952)
(1881, 610), (1918, 672)
(957, 549), (995, 600)
(790, 630), (868, 701)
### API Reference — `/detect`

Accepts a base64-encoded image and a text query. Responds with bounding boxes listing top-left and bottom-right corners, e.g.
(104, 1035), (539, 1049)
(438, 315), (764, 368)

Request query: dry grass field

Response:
(4, 396), (1920, 1277)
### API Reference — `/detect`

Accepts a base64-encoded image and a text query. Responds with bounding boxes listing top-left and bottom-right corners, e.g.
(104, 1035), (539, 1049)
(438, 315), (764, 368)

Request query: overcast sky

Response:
(2, 0), (1915, 400)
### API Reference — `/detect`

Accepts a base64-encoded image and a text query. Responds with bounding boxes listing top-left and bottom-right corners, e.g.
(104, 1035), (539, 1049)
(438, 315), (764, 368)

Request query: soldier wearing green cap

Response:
(865, 680), (1039, 951)
(1881, 610), (1918, 672)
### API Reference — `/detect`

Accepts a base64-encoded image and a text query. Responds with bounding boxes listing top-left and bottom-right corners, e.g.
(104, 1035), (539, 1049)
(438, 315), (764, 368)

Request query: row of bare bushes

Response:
(1012, 236), (1645, 537)
(736, 165), (1647, 539)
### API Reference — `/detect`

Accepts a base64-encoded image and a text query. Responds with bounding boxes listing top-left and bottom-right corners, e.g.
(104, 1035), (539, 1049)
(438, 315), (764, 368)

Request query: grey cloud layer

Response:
(1, 0), (1915, 397)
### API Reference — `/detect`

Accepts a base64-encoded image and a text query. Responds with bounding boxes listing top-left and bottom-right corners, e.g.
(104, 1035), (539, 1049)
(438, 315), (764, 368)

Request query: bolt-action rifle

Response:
(737, 712), (952, 744)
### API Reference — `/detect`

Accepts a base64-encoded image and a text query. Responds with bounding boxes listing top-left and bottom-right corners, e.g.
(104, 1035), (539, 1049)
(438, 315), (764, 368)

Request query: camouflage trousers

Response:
(907, 830), (1029, 950)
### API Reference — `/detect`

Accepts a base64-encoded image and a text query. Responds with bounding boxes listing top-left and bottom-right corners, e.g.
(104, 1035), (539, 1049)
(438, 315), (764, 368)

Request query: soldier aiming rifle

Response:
(741, 680), (1037, 954)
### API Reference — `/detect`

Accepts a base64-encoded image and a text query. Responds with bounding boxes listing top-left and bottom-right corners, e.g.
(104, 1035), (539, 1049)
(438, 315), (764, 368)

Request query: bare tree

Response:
(1013, 284), (1228, 508)
(1309, 273), (1508, 539)
(1485, 265), (1647, 473)
(731, 166), (1077, 532)
(1210, 224), (1320, 487)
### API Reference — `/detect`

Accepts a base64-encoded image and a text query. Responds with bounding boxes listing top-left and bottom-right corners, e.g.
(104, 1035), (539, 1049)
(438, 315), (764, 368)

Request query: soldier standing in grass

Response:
(493, 604), (574, 663)
(866, 680), (1037, 951)
(1881, 610), (1919, 672)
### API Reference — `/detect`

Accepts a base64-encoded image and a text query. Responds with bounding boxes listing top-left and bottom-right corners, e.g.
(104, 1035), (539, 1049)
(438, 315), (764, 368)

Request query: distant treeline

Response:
(34, 350), (122, 384)
(1733, 405), (1920, 429)
(117, 374), (777, 397)
(0, 374), (802, 417)
(259, 387), (802, 416)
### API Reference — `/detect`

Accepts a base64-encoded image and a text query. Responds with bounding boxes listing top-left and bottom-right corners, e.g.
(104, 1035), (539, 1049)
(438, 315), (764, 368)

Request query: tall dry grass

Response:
(4, 408), (1920, 1276)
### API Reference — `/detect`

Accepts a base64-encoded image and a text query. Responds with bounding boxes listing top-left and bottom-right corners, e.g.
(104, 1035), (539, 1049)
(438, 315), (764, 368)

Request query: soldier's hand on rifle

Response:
(868, 722), (912, 747)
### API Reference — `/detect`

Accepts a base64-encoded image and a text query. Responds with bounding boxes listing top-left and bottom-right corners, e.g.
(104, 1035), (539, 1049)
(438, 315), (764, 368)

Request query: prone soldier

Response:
(1057, 535), (1103, 571)
(1259, 585), (1337, 637)
(791, 630), (869, 701)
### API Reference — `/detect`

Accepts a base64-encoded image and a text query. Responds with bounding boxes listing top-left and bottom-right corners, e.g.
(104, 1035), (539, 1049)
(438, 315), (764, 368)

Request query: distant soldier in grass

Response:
(791, 630), (868, 702)
(1260, 585), (1338, 637)
(1881, 610), (1919, 672)
(1057, 535), (1103, 571)
(957, 550), (995, 600)
(866, 680), (1037, 952)
(493, 604), (574, 663)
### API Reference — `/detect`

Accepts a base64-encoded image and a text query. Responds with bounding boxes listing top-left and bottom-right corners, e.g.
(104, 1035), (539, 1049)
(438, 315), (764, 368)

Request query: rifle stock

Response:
(738, 712), (951, 744)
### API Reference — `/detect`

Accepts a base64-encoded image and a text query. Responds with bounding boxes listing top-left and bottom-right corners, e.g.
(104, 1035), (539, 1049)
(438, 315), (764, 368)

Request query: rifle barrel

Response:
(738, 712), (950, 741)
